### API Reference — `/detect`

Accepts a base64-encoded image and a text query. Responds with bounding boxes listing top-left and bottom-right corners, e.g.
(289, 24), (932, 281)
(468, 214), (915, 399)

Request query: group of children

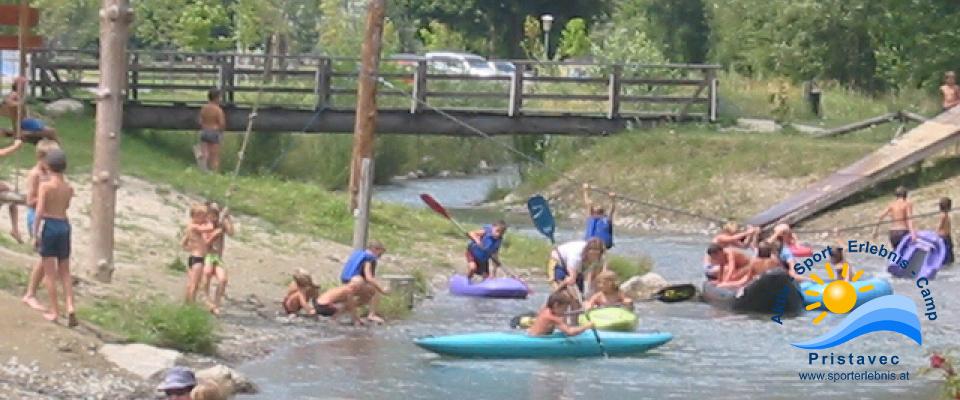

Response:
(280, 241), (390, 325)
(705, 185), (955, 291)
(180, 202), (234, 315)
(5, 138), (77, 326)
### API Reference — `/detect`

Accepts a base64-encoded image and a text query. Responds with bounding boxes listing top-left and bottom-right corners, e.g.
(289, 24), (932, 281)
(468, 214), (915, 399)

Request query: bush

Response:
(374, 292), (412, 320)
(607, 254), (653, 280)
(79, 299), (217, 355)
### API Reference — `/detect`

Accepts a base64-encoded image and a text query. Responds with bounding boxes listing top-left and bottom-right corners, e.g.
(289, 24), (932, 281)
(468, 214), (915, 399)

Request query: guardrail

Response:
(27, 48), (719, 121)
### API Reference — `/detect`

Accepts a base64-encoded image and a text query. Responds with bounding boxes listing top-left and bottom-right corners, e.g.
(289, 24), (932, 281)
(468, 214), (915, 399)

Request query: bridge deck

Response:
(747, 107), (960, 227)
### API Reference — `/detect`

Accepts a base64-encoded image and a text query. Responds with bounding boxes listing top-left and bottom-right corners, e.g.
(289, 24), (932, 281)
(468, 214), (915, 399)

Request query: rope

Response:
(374, 77), (727, 225)
(793, 209), (950, 235)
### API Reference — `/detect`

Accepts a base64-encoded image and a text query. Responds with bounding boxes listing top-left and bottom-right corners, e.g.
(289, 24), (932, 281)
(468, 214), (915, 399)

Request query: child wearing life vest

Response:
(465, 221), (508, 280)
(583, 270), (633, 310)
(339, 241), (389, 323)
(582, 184), (615, 249)
(527, 291), (594, 337)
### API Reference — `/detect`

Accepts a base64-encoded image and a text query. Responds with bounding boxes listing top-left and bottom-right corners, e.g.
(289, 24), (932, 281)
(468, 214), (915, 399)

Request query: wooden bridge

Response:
(27, 49), (719, 136)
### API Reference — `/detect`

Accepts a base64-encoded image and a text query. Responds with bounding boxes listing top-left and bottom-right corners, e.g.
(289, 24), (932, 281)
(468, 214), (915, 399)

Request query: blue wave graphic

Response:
(791, 295), (922, 350)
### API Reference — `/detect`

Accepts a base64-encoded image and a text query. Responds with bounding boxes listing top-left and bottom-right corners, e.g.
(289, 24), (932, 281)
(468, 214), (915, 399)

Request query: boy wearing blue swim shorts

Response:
(32, 149), (76, 326)
(21, 139), (59, 312)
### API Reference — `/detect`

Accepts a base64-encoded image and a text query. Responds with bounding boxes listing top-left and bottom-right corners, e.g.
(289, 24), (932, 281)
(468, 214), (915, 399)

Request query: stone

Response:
(98, 344), (182, 380)
(734, 118), (781, 133)
(437, 170), (452, 178)
(620, 272), (669, 300)
(790, 123), (826, 135)
(43, 99), (84, 117)
(196, 365), (258, 396)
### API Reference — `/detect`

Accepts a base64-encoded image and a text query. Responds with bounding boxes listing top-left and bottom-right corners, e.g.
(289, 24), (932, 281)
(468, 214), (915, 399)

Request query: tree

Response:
(172, 0), (232, 51)
(558, 18), (590, 59)
(31, 0), (100, 48)
(622, 0), (710, 63)
(418, 20), (466, 51)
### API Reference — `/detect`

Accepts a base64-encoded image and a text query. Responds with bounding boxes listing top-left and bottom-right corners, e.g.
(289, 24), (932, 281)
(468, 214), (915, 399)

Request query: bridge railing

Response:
(28, 48), (719, 121)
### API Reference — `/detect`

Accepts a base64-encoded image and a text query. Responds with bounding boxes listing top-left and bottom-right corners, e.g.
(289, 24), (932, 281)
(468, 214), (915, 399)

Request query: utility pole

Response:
(90, 0), (132, 283)
(348, 0), (386, 248)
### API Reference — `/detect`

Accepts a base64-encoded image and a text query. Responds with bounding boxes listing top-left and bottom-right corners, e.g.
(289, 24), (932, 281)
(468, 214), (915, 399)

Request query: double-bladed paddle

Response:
(419, 193), (530, 291)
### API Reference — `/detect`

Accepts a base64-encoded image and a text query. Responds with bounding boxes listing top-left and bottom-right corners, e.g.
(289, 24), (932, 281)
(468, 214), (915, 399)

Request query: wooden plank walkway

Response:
(26, 48), (719, 136)
(747, 107), (960, 228)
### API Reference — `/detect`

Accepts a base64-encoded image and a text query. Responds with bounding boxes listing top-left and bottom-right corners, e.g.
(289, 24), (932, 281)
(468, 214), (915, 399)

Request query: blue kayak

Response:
(414, 331), (672, 358)
(799, 278), (892, 311)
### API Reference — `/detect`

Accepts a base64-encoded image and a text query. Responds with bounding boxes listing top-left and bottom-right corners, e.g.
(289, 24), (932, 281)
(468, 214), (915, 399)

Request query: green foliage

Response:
(32, 0), (100, 48)
(173, 0), (233, 51)
(614, 0), (709, 63)
(375, 293), (412, 319)
(134, 0), (189, 49)
(79, 299), (217, 354)
(558, 18), (591, 59)
(0, 267), (28, 290)
(590, 18), (667, 65)
(418, 20), (467, 51)
(607, 255), (653, 280)
(520, 16), (546, 60)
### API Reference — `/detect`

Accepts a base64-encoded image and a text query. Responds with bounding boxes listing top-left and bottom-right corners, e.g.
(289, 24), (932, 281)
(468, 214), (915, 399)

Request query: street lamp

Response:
(540, 14), (554, 60)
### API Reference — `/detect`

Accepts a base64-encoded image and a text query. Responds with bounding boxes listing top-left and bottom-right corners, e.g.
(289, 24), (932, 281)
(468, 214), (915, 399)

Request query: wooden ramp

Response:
(746, 108), (960, 228)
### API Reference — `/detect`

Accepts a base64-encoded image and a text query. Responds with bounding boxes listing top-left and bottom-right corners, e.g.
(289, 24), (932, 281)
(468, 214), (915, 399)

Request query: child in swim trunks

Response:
(32, 149), (75, 326)
(583, 270), (633, 310)
(938, 197), (953, 265)
(181, 204), (213, 304)
(527, 291), (594, 336)
(282, 269), (319, 316)
(21, 139), (58, 311)
(200, 202), (234, 315)
(314, 279), (365, 326)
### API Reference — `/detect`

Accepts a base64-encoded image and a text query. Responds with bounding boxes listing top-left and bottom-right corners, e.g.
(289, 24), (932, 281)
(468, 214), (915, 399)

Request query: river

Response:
(239, 170), (955, 399)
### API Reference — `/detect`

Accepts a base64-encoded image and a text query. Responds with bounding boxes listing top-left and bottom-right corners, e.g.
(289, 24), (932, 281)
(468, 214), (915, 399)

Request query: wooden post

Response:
(130, 52), (139, 101)
(314, 57), (331, 111)
(90, 0), (132, 283)
(508, 62), (524, 117)
(352, 157), (374, 250)
(410, 59), (426, 114)
(348, 0), (386, 211)
(707, 69), (718, 122)
(607, 65), (622, 119)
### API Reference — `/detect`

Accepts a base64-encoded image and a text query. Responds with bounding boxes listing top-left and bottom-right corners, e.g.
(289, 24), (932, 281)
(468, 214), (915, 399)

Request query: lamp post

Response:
(540, 14), (553, 60)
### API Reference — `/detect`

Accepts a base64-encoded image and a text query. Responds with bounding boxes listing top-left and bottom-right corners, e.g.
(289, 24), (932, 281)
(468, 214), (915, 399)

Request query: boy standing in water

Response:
(180, 204), (212, 303)
(21, 139), (59, 311)
(873, 186), (916, 248)
(465, 221), (508, 279)
(942, 71), (960, 111)
(582, 184), (615, 249)
(197, 89), (226, 172)
(938, 197), (954, 265)
(32, 149), (75, 325)
(200, 202), (234, 315)
(527, 291), (594, 336)
(340, 241), (389, 323)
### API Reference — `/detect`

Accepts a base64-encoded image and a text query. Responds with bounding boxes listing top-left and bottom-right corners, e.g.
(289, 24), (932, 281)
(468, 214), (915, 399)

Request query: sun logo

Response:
(804, 262), (875, 325)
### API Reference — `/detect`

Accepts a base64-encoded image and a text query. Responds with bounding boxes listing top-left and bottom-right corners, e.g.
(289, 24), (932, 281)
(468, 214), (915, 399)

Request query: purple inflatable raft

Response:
(888, 230), (946, 280)
(449, 275), (529, 299)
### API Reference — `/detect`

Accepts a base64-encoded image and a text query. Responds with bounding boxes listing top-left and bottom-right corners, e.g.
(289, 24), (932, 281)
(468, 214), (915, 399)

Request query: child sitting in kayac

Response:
(465, 221), (507, 280)
(583, 270), (633, 310)
(282, 269), (319, 316)
(527, 291), (595, 337)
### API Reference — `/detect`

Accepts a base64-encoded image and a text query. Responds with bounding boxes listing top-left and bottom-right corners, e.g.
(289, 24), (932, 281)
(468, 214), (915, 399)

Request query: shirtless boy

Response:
(314, 279), (365, 326)
(938, 197), (953, 265)
(942, 71), (960, 111)
(712, 222), (759, 250)
(21, 140), (59, 311)
(748, 243), (781, 279)
(526, 291), (594, 337)
(32, 149), (75, 325)
(0, 136), (22, 242)
(197, 89), (226, 172)
(180, 204), (212, 303)
(873, 186), (916, 248)
(200, 202), (234, 315)
(703, 244), (751, 288)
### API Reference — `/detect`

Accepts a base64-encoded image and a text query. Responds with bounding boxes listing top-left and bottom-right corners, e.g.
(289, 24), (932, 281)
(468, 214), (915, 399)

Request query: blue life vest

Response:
(340, 249), (378, 283)
(584, 216), (614, 248)
(467, 225), (502, 262)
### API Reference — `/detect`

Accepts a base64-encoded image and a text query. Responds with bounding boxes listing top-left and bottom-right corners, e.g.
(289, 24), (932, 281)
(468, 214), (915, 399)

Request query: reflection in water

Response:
(239, 173), (953, 399)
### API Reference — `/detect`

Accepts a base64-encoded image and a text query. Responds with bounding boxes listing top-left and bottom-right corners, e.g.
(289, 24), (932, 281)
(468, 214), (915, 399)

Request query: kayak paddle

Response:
(576, 289), (609, 358)
(419, 193), (530, 290)
(650, 283), (698, 303)
(526, 194), (556, 244)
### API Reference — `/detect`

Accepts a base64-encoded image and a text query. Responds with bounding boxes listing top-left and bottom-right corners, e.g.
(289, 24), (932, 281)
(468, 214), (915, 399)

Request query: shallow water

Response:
(240, 173), (955, 399)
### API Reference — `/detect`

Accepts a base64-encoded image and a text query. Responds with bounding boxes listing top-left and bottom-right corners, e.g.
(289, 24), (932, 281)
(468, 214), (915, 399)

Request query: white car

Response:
(425, 52), (496, 77)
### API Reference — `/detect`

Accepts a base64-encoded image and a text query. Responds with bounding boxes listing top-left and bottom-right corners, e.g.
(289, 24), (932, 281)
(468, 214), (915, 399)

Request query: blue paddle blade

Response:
(527, 195), (556, 243)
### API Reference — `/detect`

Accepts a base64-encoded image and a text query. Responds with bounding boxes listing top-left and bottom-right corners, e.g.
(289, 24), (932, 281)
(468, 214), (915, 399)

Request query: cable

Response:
(374, 77), (728, 225)
(793, 209), (949, 235)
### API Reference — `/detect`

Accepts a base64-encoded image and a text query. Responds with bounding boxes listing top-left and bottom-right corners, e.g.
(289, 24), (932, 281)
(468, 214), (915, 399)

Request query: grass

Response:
(0, 267), (28, 290)
(607, 255), (653, 280)
(166, 257), (187, 274)
(78, 298), (217, 354)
